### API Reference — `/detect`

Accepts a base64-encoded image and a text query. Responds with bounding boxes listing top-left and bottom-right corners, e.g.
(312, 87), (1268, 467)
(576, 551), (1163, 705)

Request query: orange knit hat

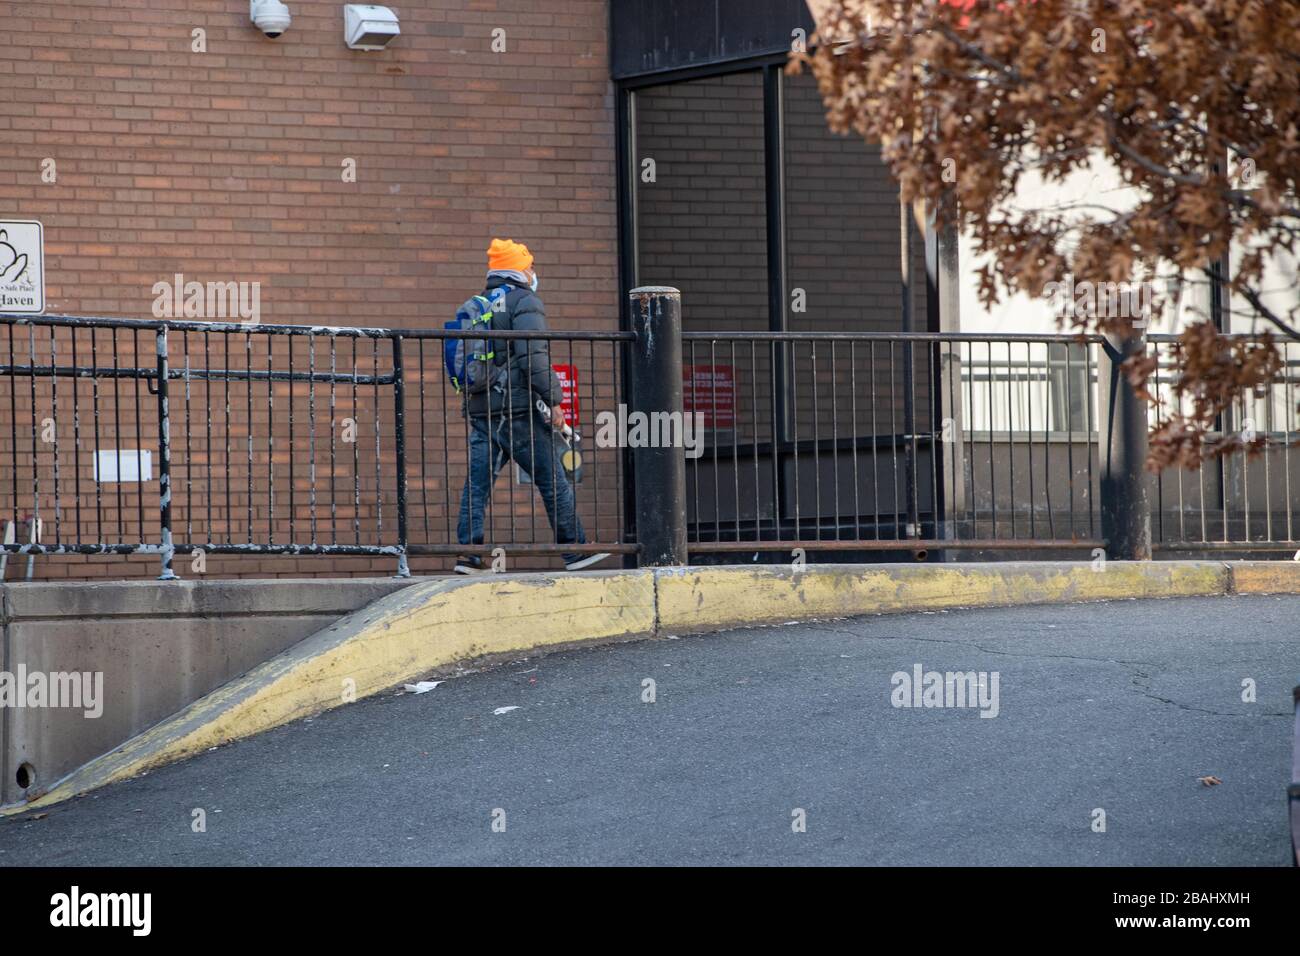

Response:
(486, 238), (534, 273)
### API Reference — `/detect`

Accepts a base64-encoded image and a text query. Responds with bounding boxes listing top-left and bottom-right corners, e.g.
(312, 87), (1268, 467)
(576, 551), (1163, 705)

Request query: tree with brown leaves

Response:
(796, 0), (1299, 470)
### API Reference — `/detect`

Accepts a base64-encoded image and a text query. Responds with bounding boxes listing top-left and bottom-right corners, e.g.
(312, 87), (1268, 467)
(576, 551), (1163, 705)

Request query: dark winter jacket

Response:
(464, 274), (563, 418)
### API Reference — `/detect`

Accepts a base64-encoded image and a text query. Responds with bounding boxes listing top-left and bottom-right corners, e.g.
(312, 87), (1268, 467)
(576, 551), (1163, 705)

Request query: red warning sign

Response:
(682, 364), (735, 429)
(552, 364), (579, 428)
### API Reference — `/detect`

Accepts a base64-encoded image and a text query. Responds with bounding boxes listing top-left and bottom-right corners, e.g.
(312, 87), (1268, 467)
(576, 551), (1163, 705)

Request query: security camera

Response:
(250, 0), (291, 38)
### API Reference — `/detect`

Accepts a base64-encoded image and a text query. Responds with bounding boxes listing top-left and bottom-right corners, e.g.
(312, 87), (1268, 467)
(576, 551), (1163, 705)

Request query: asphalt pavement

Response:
(2, 594), (1297, 866)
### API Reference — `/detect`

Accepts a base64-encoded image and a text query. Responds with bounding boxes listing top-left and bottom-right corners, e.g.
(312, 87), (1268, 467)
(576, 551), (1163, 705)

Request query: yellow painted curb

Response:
(1229, 560), (1300, 594)
(8, 570), (655, 815)
(654, 561), (1230, 633)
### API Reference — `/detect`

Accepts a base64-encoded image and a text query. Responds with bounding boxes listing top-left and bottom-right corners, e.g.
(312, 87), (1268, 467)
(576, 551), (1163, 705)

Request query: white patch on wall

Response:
(95, 449), (153, 483)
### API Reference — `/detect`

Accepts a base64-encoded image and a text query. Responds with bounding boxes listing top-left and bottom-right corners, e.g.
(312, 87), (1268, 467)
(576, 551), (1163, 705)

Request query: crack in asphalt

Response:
(801, 622), (1292, 718)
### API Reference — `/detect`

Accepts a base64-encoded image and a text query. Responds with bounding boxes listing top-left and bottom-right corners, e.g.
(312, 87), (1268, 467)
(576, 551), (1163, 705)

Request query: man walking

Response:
(453, 238), (610, 574)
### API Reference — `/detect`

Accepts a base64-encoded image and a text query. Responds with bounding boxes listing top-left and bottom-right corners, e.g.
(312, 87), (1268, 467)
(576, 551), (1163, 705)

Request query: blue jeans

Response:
(456, 409), (586, 563)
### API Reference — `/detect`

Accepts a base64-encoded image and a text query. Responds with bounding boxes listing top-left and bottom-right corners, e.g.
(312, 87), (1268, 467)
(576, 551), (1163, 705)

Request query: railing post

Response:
(935, 341), (966, 541)
(629, 286), (688, 566)
(1098, 328), (1151, 560)
(390, 334), (411, 578)
(155, 324), (178, 580)
(926, 196), (965, 549)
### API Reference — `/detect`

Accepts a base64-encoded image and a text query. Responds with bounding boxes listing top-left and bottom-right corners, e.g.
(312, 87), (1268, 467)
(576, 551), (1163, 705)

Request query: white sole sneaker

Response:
(564, 552), (613, 572)
(453, 560), (486, 575)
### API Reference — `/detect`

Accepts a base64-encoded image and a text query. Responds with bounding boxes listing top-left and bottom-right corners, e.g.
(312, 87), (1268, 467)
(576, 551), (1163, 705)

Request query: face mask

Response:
(530, 273), (539, 292)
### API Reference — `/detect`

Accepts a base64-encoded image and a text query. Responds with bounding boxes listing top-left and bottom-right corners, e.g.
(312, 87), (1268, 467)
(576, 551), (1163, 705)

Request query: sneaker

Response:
(453, 555), (485, 575)
(564, 552), (613, 572)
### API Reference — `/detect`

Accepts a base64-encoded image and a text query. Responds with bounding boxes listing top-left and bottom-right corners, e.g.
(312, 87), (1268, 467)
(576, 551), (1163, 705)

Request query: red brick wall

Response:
(0, 0), (620, 580)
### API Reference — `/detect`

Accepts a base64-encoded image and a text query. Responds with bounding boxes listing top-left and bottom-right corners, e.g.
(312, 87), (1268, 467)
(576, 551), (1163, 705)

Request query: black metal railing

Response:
(1148, 333), (1300, 553)
(679, 331), (1104, 555)
(2, 300), (1296, 580)
(0, 313), (633, 578)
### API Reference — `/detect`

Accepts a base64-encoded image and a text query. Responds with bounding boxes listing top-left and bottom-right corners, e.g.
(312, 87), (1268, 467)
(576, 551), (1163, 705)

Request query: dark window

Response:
(634, 71), (770, 334)
(784, 72), (915, 335)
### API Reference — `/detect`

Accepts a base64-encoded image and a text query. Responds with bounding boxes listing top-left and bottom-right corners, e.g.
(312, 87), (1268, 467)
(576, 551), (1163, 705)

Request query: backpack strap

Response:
(484, 287), (516, 369)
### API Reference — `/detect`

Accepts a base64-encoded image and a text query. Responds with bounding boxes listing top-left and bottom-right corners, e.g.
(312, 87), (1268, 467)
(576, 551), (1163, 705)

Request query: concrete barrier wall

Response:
(0, 578), (416, 808)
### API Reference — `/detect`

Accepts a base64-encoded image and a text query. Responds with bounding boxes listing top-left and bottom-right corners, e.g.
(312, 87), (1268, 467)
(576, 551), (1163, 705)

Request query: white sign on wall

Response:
(95, 450), (153, 483)
(0, 220), (44, 315)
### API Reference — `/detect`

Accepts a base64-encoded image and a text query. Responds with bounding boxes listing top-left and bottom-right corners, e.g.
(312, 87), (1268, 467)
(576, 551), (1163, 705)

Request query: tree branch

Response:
(1206, 266), (1300, 341)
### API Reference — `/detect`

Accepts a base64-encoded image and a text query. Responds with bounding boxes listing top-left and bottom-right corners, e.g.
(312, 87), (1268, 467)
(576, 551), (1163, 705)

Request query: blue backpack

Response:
(444, 286), (510, 395)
